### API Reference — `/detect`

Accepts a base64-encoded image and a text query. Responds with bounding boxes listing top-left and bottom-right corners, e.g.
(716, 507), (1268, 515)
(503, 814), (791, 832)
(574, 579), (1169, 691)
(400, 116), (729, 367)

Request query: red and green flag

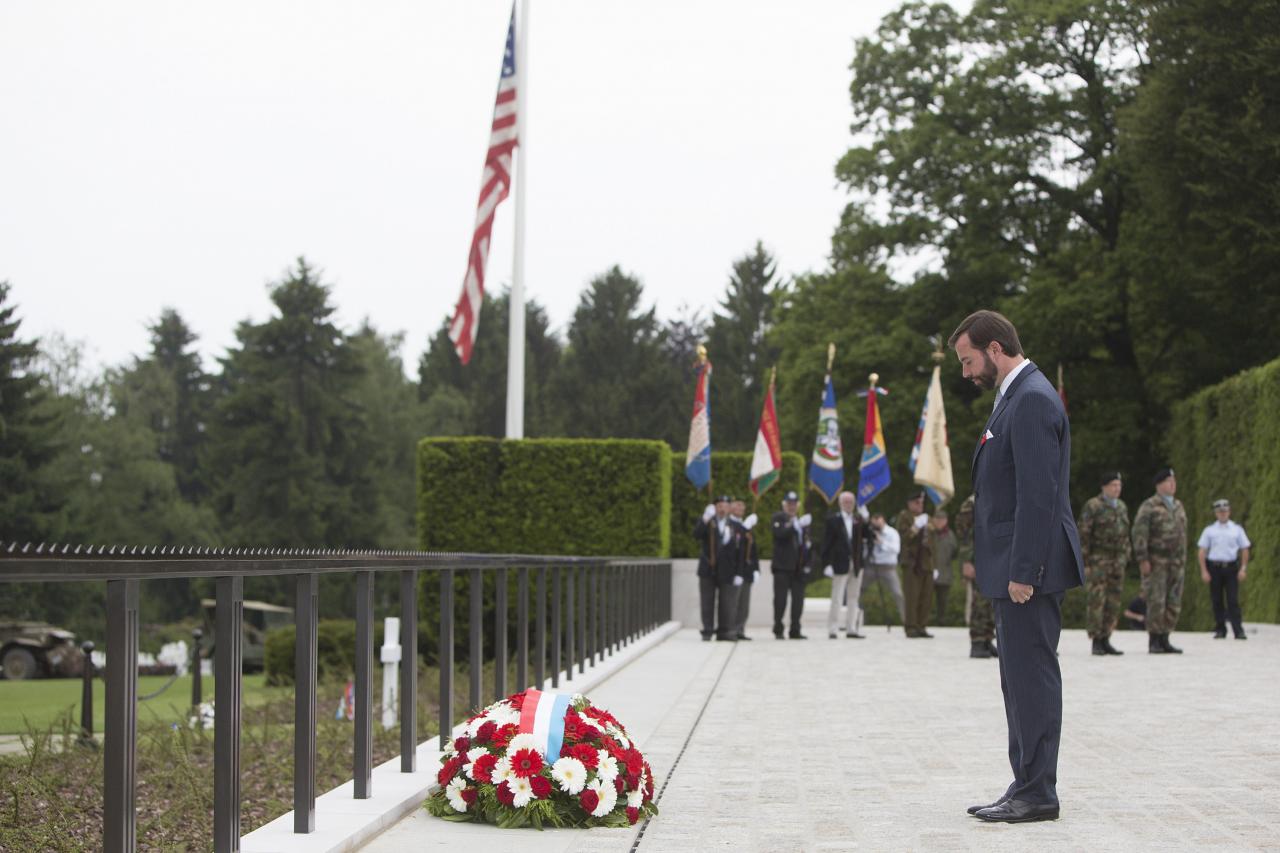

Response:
(749, 368), (783, 497)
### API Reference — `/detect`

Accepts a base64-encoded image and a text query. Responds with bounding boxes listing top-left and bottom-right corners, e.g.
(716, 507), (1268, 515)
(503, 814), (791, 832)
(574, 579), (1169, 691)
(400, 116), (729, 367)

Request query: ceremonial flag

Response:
(1057, 363), (1069, 415)
(749, 368), (782, 498)
(685, 350), (712, 489)
(448, 5), (519, 365)
(856, 376), (891, 507)
(908, 364), (955, 506)
(518, 689), (572, 761)
(808, 347), (843, 504)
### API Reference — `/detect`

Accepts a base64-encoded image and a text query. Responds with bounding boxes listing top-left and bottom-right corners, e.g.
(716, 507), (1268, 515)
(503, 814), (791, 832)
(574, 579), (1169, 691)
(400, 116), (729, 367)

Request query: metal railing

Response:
(0, 543), (672, 853)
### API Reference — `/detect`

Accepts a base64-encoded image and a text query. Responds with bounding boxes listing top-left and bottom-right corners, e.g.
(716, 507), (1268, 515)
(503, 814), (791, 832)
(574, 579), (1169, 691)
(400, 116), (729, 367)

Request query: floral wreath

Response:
(426, 688), (658, 829)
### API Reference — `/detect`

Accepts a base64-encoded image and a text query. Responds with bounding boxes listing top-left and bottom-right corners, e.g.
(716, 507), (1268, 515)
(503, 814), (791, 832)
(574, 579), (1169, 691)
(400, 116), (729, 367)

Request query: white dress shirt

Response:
(995, 358), (1033, 408)
(1198, 520), (1250, 562)
(871, 524), (900, 565)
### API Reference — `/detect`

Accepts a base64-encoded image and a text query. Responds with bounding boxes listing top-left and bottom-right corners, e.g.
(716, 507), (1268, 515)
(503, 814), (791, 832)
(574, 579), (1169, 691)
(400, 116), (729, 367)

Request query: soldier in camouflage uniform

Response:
(955, 494), (997, 658)
(1131, 467), (1188, 654)
(1078, 472), (1131, 656)
(895, 490), (935, 638)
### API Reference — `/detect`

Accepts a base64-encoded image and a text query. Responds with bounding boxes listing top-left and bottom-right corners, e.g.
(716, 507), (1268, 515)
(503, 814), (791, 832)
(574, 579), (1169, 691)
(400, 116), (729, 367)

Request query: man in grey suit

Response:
(948, 310), (1084, 824)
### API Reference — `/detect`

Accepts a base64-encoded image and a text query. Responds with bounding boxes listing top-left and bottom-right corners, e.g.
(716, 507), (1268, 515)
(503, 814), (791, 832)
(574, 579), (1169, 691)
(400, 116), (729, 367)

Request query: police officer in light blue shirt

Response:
(1196, 499), (1252, 639)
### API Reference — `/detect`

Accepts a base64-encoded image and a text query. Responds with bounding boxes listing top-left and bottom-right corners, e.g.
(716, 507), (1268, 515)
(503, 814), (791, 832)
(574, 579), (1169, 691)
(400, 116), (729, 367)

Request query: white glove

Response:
(798, 513), (812, 528)
(702, 504), (716, 521)
(857, 504), (869, 522)
(743, 513), (758, 531)
(932, 569), (939, 581)
(733, 575), (744, 587)
(823, 565), (834, 578)
(753, 570), (760, 583)
(913, 513), (928, 530)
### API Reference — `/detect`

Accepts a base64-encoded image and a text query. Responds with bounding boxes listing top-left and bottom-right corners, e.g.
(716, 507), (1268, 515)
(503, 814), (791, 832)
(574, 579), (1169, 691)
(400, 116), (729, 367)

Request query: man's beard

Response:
(973, 350), (998, 390)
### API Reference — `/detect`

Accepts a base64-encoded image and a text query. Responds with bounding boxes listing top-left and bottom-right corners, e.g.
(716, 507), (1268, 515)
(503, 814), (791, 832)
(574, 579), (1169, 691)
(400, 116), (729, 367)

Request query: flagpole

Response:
(505, 0), (530, 439)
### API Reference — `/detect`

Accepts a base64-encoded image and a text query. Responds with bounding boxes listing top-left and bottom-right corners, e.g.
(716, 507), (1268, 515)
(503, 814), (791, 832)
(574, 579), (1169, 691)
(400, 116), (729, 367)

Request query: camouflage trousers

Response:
(1085, 560), (1125, 639)
(1142, 557), (1185, 634)
(966, 581), (995, 642)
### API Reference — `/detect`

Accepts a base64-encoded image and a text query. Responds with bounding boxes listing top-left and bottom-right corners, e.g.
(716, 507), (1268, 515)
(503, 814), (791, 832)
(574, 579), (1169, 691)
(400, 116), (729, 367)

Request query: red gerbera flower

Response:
(495, 780), (515, 807)
(453, 736), (471, 754)
(579, 788), (599, 815)
(470, 752), (498, 783)
(461, 787), (478, 806)
(437, 755), (464, 786)
(567, 743), (598, 769)
(491, 723), (519, 750)
(625, 806), (640, 825)
(613, 775), (624, 794)
(510, 748), (544, 778)
(506, 692), (526, 710)
(474, 721), (497, 744)
(529, 775), (552, 799)
(623, 749), (644, 779)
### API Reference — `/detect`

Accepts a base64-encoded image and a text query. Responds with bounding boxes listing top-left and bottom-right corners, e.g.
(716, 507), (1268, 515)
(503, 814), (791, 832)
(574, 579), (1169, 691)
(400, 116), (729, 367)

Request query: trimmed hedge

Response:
(1168, 357), (1280, 628)
(669, 451), (807, 559)
(417, 437), (671, 556)
(264, 619), (385, 686)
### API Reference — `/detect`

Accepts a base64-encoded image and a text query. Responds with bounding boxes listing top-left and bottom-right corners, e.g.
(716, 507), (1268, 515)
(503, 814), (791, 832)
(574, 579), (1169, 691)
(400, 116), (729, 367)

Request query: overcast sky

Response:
(1, 0), (926, 375)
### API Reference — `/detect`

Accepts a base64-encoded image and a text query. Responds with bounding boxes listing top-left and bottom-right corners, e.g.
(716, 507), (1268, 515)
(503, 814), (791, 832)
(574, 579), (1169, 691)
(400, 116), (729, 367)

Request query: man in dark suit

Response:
(820, 491), (872, 638)
(694, 494), (742, 642)
(770, 491), (812, 640)
(948, 310), (1084, 824)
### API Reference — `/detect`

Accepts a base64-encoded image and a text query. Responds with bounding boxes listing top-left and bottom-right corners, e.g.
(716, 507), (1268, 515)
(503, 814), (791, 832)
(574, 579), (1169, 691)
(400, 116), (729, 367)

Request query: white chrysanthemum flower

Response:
(595, 750), (619, 782)
(445, 776), (469, 812)
(492, 756), (515, 785)
(509, 776), (534, 808)
(490, 705), (522, 727)
(626, 788), (644, 809)
(587, 777), (617, 817)
(505, 732), (538, 754)
(465, 716), (487, 738)
(550, 756), (587, 794)
(464, 746), (489, 780)
(608, 728), (631, 750)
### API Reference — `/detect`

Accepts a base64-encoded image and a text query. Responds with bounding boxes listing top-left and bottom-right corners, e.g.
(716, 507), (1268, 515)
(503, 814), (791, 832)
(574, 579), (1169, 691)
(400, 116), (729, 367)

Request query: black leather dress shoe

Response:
(789, 632), (808, 640)
(736, 633), (752, 641)
(967, 797), (1006, 815)
(975, 799), (1060, 823)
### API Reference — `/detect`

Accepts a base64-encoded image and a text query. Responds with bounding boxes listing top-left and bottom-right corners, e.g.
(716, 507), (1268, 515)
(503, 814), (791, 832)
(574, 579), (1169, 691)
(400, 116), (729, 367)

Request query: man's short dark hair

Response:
(947, 310), (1024, 357)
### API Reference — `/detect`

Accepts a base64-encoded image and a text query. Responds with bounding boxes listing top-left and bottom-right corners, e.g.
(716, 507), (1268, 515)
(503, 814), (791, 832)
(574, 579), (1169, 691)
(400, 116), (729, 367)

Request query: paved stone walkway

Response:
(366, 619), (1280, 852)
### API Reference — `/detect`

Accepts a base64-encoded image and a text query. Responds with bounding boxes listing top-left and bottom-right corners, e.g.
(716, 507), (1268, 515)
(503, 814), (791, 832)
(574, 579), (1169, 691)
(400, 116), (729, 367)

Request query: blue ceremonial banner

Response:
(856, 381), (891, 507)
(685, 359), (712, 489)
(808, 374), (843, 504)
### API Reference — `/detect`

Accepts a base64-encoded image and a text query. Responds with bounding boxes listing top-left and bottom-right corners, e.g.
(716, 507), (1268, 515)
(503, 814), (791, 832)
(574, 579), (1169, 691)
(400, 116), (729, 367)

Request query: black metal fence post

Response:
(517, 567), (528, 690)
(551, 566), (561, 688)
(104, 579), (139, 853)
(576, 566), (586, 675)
(213, 575), (243, 853)
(400, 569), (418, 772)
(79, 640), (95, 745)
(564, 566), (575, 683)
(191, 628), (203, 710)
(294, 573), (318, 833)
(535, 566), (546, 688)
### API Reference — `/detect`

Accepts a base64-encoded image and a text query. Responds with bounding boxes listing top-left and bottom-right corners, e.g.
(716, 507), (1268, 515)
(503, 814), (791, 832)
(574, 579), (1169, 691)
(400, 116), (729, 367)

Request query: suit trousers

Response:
(1207, 562), (1242, 630)
(827, 571), (863, 635)
(699, 576), (739, 640)
(772, 571), (806, 635)
(993, 592), (1064, 807)
(734, 578), (753, 636)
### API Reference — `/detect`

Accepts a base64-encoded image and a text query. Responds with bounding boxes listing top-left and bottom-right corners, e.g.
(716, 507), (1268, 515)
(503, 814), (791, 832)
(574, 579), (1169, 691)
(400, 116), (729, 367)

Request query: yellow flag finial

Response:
(826, 343), (835, 373)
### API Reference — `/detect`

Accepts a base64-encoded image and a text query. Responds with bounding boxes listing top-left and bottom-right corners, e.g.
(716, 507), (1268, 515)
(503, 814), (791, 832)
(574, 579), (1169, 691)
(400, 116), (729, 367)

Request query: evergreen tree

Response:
(705, 242), (782, 450)
(0, 282), (63, 542)
(551, 267), (684, 444)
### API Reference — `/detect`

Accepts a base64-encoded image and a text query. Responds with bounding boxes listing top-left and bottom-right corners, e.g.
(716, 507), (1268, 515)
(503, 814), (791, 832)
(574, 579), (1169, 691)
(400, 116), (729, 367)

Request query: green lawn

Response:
(0, 674), (290, 734)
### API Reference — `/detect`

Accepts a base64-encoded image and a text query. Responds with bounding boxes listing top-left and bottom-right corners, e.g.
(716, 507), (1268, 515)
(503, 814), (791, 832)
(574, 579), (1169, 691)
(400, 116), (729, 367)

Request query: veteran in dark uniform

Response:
(770, 490), (812, 639)
(693, 494), (741, 641)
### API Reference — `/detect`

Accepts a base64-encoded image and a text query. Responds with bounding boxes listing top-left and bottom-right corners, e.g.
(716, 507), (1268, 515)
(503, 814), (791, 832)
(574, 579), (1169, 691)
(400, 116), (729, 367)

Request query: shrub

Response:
(1168, 357), (1280, 628)
(264, 619), (385, 686)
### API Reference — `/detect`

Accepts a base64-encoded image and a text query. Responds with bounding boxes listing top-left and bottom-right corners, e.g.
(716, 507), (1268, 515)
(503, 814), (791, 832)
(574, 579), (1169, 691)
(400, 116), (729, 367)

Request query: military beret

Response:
(716, 494), (733, 503)
(1100, 471), (1122, 486)
(1152, 467), (1174, 486)
(783, 491), (799, 502)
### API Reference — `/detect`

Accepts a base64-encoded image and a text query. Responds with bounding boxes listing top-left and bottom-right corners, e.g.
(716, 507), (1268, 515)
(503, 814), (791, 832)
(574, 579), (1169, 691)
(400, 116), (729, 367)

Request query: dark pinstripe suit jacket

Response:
(971, 361), (1085, 600)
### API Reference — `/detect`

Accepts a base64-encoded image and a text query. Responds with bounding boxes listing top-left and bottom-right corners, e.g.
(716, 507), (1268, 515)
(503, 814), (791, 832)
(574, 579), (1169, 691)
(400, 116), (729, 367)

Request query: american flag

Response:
(448, 5), (518, 364)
